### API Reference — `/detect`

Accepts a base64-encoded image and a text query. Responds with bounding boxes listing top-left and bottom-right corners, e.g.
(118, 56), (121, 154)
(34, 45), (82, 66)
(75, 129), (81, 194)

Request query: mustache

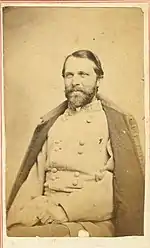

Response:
(65, 87), (85, 94)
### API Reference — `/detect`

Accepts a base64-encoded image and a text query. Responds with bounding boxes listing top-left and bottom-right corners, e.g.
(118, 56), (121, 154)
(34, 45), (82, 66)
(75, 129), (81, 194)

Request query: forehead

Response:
(65, 56), (95, 73)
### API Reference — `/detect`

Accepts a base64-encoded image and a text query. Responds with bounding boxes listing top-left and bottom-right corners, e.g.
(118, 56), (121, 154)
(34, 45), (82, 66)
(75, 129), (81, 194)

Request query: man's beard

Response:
(65, 87), (96, 109)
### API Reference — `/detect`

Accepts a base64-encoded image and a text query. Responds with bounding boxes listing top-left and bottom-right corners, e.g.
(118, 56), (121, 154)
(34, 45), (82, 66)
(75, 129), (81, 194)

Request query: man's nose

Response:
(72, 75), (81, 86)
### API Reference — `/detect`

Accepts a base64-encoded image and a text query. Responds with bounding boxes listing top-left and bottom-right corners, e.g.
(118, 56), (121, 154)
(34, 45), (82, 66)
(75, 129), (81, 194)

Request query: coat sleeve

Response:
(112, 113), (145, 236)
(7, 143), (47, 228)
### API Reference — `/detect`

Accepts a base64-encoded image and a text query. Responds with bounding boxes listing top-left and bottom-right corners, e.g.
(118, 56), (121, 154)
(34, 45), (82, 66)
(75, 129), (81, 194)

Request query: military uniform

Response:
(43, 99), (114, 225)
(7, 95), (145, 237)
(7, 99), (115, 236)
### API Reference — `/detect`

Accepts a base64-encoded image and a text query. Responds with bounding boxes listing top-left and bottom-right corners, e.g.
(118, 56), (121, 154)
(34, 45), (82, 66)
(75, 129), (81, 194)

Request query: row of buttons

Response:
(51, 167), (80, 177)
(45, 169), (105, 188)
(53, 139), (86, 155)
(46, 168), (80, 186)
(53, 139), (103, 155)
(49, 176), (79, 186)
(50, 167), (80, 177)
(52, 116), (92, 151)
(54, 140), (85, 146)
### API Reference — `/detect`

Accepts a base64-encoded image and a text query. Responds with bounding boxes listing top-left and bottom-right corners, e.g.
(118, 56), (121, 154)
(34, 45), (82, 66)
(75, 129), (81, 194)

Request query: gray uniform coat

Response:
(7, 95), (145, 236)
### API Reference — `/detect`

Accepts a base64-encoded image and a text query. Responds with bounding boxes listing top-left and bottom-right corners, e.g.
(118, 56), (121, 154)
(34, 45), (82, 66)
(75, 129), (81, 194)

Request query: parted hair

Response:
(62, 50), (104, 79)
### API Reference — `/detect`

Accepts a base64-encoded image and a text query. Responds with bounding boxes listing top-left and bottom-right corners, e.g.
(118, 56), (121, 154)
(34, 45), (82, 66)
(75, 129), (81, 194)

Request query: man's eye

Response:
(65, 73), (73, 79)
(79, 72), (89, 77)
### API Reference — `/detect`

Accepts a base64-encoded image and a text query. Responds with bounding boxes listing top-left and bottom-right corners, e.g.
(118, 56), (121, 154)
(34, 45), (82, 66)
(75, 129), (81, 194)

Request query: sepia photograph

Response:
(2, 4), (147, 240)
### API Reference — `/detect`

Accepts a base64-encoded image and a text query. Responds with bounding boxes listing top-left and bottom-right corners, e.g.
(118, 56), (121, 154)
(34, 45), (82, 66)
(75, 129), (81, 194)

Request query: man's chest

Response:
(46, 108), (110, 174)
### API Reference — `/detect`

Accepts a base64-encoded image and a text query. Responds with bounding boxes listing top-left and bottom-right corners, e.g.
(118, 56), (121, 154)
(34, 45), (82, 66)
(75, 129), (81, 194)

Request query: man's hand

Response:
(15, 196), (68, 227)
(38, 202), (68, 224)
(16, 196), (50, 227)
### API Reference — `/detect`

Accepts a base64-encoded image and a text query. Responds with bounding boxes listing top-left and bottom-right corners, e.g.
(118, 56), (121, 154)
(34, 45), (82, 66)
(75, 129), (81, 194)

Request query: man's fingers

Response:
(38, 211), (53, 224)
(44, 217), (53, 224)
(40, 215), (53, 224)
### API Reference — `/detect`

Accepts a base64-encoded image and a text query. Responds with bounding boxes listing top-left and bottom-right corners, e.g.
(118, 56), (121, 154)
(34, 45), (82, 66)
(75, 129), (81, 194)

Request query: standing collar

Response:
(64, 98), (103, 117)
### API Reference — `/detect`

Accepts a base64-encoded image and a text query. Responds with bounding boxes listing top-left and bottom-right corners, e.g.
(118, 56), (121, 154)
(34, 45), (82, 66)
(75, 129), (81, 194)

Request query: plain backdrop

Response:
(3, 6), (145, 201)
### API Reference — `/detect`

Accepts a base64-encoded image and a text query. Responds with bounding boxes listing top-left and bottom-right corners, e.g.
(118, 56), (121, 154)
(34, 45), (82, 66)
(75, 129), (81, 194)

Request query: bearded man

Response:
(6, 50), (145, 237)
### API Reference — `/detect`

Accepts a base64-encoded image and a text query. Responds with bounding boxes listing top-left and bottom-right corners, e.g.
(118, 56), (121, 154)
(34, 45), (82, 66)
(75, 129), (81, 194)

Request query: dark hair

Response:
(62, 50), (104, 79)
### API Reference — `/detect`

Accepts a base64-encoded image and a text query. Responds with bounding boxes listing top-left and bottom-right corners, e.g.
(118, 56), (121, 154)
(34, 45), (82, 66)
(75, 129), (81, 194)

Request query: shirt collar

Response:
(64, 97), (103, 117)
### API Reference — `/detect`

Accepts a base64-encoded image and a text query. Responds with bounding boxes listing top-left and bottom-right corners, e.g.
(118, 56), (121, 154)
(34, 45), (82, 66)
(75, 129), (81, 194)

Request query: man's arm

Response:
(7, 145), (46, 228)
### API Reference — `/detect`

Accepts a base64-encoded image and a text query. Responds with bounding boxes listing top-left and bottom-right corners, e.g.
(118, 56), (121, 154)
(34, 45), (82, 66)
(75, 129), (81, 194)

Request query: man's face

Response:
(64, 56), (98, 109)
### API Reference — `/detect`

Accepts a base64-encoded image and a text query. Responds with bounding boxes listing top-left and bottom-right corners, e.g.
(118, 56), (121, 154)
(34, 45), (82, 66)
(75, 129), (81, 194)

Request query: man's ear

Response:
(96, 77), (101, 88)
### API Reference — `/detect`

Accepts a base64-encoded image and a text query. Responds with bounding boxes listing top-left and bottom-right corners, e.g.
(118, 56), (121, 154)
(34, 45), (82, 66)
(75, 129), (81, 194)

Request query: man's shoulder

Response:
(38, 100), (68, 125)
(97, 93), (138, 129)
(37, 95), (136, 129)
(97, 93), (130, 116)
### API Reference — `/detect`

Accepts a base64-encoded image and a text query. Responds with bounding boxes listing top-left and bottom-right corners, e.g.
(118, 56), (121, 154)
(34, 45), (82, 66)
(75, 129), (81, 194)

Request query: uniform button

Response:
(79, 141), (85, 146)
(55, 140), (60, 144)
(72, 180), (78, 186)
(51, 176), (56, 181)
(51, 167), (57, 173)
(86, 119), (91, 123)
(74, 171), (80, 177)
(78, 151), (83, 155)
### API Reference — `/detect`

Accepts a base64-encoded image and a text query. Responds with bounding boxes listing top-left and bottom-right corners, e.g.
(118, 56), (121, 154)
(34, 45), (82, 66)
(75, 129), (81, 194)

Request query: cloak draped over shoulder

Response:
(6, 94), (145, 237)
